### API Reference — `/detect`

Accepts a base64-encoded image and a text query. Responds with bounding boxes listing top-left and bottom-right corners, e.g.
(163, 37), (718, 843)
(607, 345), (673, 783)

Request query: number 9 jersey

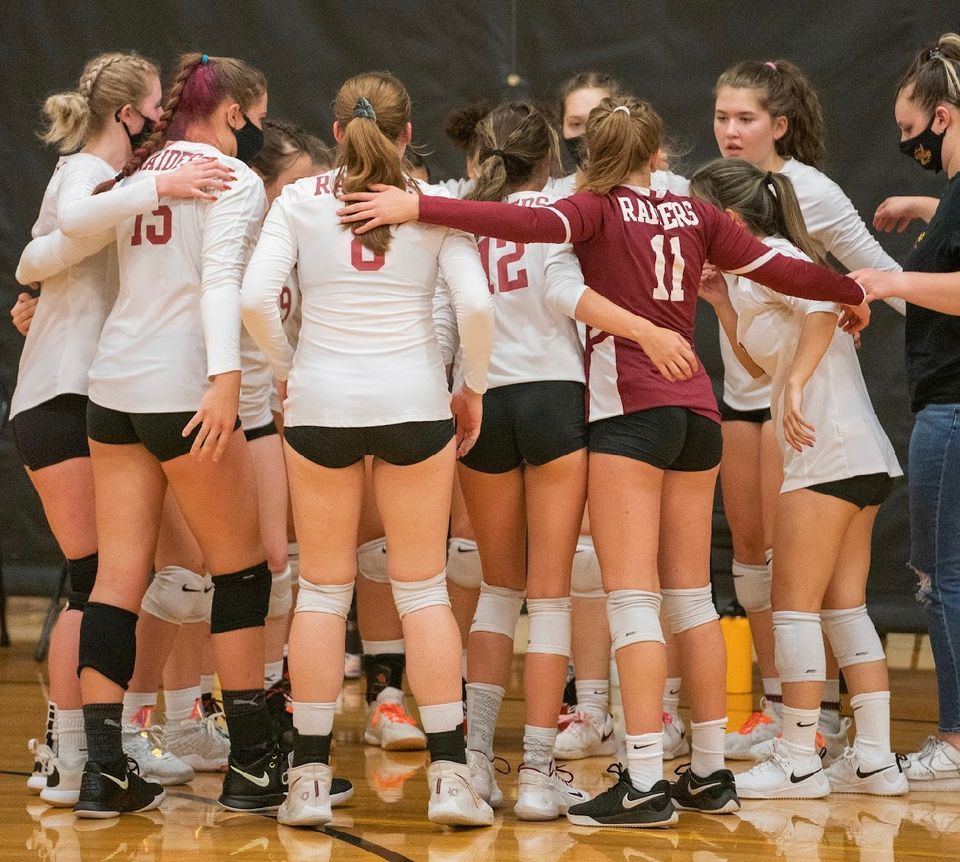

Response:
(88, 141), (267, 412)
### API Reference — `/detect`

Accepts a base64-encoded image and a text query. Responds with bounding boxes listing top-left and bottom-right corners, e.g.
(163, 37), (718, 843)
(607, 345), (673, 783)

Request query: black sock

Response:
(221, 688), (275, 763)
(363, 653), (406, 704)
(427, 725), (467, 764)
(292, 730), (332, 767)
(83, 703), (124, 766)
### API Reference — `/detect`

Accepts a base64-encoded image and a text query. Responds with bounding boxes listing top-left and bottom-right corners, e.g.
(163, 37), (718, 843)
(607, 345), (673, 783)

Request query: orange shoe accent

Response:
(738, 710), (773, 735)
(130, 705), (156, 729)
(372, 703), (417, 728)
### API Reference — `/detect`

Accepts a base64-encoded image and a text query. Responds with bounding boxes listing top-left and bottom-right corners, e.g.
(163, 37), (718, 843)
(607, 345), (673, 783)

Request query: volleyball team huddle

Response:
(10, 31), (960, 831)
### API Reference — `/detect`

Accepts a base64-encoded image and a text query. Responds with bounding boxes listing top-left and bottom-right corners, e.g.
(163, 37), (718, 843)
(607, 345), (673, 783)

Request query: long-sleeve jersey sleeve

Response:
(16, 228), (113, 285)
(419, 195), (574, 244)
(432, 277), (459, 368)
(241, 194), (298, 381)
(543, 243), (589, 318)
(436, 229), (494, 394)
(59, 174), (160, 238)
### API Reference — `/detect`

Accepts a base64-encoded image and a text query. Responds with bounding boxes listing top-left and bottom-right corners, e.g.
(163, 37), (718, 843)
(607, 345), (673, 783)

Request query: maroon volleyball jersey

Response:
(418, 185), (865, 422)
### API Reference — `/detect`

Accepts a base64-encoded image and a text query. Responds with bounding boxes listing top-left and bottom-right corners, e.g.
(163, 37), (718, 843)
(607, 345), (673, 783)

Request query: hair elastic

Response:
(612, 105), (631, 115)
(765, 170), (774, 183)
(201, 53), (209, 65)
(353, 97), (377, 120)
(764, 61), (777, 70)
(923, 47), (944, 62)
(489, 147), (506, 159)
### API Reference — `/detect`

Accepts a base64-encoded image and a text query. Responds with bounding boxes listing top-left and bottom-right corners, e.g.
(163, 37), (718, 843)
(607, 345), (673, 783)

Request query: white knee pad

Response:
(391, 570), (450, 620)
(732, 561), (772, 613)
(526, 597), (572, 656)
(607, 590), (664, 651)
(446, 537), (482, 589)
(287, 542), (300, 581)
(773, 610), (825, 683)
(295, 576), (354, 620)
(571, 537), (604, 598)
(661, 585), (719, 634)
(141, 566), (212, 625)
(357, 538), (389, 584)
(821, 605), (885, 668)
(471, 581), (525, 638)
(268, 565), (293, 618)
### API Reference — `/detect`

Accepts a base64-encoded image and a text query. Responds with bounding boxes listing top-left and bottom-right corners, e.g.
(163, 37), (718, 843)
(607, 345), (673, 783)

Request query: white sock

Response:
(663, 677), (682, 715)
(851, 691), (892, 763)
(625, 732), (663, 791)
(200, 674), (216, 696)
(419, 701), (464, 735)
(465, 682), (504, 759)
(361, 639), (405, 655)
(762, 677), (782, 702)
(292, 701), (336, 737)
(781, 705), (821, 759)
(55, 709), (86, 759)
(523, 725), (556, 771)
(690, 717), (726, 775)
(264, 660), (284, 689)
(165, 686), (201, 724)
(122, 691), (157, 727)
(820, 679), (841, 731)
(575, 679), (609, 721)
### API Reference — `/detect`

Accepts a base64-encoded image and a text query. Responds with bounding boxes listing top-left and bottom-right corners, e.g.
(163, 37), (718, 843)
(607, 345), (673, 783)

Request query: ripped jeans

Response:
(910, 403), (960, 733)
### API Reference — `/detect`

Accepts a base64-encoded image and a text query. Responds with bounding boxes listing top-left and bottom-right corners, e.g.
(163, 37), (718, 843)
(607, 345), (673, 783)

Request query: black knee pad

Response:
(66, 552), (98, 611)
(77, 602), (138, 689)
(210, 561), (271, 634)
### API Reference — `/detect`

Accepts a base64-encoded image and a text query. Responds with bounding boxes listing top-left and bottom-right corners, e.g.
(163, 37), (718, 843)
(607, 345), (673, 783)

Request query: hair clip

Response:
(612, 105), (631, 115)
(200, 53), (209, 65)
(353, 97), (377, 120)
(923, 47), (944, 62)
(765, 61), (778, 70)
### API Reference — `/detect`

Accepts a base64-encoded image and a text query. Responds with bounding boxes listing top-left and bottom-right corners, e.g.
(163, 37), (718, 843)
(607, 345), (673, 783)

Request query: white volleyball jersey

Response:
(733, 236), (901, 492)
(241, 171), (493, 428)
(545, 169), (690, 199)
(88, 141), (266, 413)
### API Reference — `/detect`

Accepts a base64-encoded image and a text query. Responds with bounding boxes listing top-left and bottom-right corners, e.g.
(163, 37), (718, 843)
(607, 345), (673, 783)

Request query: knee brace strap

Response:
(357, 538), (389, 584)
(78, 602), (138, 689)
(141, 566), (212, 624)
(446, 538), (482, 589)
(268, 564), (293, 618)
(209, 561), (271, 634)
(821, 605), (885, 668)
(732, 560), (772, 613)
(571, 537), (604, 598)
(391, 570), (450, 619)
(471, 581), (525, 638)
(773, 610), (825, 683)
(526, 597), (572, 656)
(661, 585), (720, 634)
(66, 552), (98, 611)
(295, 577), (354, 619)
(607, 590), (664, 651)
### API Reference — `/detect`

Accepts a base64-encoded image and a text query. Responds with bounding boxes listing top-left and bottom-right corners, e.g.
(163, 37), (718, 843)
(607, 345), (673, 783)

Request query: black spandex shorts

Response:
(10, 394), (90, 470)
(720, 400), (772, 424)
(284, 419), (454, 469)
(806, 472), (895, 509)
(459, 381), (587, 474)
(86, 401), (241, 462)
(244, 420), (278, 443)
(588, 406), (723, 472)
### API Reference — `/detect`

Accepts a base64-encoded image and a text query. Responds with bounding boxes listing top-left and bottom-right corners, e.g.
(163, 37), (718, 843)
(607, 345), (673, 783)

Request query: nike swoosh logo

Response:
(797, 722), (817, 728)
(101, 771), (129, 790)
(632, 743), (655, 749)
(790, 768), (823, 783)
(689, 781), (722, 796)
(856, 763), (893, 779)
(623, 792), (664, 809)
(230, 765), (270, 787)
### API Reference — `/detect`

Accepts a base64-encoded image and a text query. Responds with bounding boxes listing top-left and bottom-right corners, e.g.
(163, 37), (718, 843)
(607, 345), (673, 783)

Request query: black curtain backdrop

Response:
(0, 1), (954, 628)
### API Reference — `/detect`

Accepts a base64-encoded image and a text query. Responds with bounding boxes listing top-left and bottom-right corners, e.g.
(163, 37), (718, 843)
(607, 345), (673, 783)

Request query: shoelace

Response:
(492, 755), (511, 776)
(558, 711), (592, 731)
(374, 702), (417, 727)
(554, 764), (576, 786)
(606, 761), (631, 785)
(738, 710), (774, 735)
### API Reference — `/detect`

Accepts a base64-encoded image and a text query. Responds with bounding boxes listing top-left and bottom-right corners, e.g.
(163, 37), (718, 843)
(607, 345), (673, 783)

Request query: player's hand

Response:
(337, 184), (419, 233)
(450, 384), (483, 458)
(636, 323), (698, 383)
(183, 371), (241, 463)
(156, 157), (237, 202)
(698, 263), (731, 308)
(783, 380), (815, 451)
(838, 298), (871, 334)
(847, 268), (905, 305)
(873, 196), (928, 234)
(11, 291), (39, 336)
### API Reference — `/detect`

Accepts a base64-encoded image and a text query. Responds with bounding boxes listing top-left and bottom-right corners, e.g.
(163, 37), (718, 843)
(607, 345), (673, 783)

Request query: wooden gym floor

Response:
(1, 597), (958, 861)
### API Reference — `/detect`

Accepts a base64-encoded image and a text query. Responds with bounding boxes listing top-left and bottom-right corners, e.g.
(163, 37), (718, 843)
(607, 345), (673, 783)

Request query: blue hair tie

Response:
(201, 53), (209, 65)
(353, 97), (377, 120)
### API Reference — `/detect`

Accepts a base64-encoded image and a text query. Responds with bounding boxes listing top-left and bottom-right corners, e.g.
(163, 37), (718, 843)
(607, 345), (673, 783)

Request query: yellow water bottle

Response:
(720, 615), (754, 694)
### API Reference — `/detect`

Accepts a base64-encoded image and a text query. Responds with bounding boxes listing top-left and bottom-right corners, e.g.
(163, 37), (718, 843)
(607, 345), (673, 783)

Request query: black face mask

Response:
(899, 117), (945, 173)
(564, 134), (585, 168)
(233, 114), (264, 164)
(116, 108), (155, 150)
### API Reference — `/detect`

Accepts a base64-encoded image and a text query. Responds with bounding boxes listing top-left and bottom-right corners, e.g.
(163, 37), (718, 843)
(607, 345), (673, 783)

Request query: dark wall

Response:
(0, 1), (954, 627)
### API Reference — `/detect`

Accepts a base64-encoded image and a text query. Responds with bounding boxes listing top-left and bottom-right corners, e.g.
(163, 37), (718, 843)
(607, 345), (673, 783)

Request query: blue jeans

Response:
(910, 403), (960, 733)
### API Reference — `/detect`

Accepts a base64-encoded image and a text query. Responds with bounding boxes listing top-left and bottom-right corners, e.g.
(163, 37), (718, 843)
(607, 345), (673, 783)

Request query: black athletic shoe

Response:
(331, 776), (355, 806)
(566, 764), (678, 828)
(670, 764), (740, 814)
(562, 673), (577, 714)
(73, 757), (165, 819)
(219, 745), (286, 812)
(265, 679), (295, 754)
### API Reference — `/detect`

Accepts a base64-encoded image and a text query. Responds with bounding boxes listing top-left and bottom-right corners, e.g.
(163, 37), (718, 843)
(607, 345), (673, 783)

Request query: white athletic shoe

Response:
(277, 762), (333, 827)
(363, 688), (427, 751)
(662, 711), (690, 760)
(123, 724), (195, 786)
(725, 698), (782, 760)
(904, 736), (960, 791)
(734, 738), (830, 799)
(554, 711), (617, 760)
(27, 739), (53, 793)
(39, 752), (85, 807)
(824, 747), (908, 795)
(747, 717), (851, 765)
(514, 763), (589, 821)
(164, 711), (230, 773)
(427, 761), (494, 827)
(466, 749), (503, 809)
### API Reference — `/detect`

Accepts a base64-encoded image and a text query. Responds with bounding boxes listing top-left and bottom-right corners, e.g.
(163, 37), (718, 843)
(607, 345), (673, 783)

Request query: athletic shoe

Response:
(363, 688), (427, 751)
(427, 760), (494, 827)
(164, 708), (230, 773)
(265, 679), (295, 754)
(219, 745), (286, 812)
(748, 717), (851, 764)
(330, 776), (354, 806)
(734, 737), (830, 799)
(466, 749), (503, 809)
(669, 764), (740, 814)
(554, 711), (617, 760)
(73, 757), (165, 819)
(122, 723), (195, 785)
(364, 746), (422, 803)
(566, 764), (677, 829)
(662, 711), (690, 760)
(277, 762), (333, 826)
(725, 697), (782, 760)
(561, 669), (577, 714)
(344, 653), (362, 679)
(904, 736), (960, 791)
(201, 692), (223, 721)
(27, 738), (53, 793)
(514, 763), (589, 821)
(824, 746), (908, 795)
(39, 752), (85, 807)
